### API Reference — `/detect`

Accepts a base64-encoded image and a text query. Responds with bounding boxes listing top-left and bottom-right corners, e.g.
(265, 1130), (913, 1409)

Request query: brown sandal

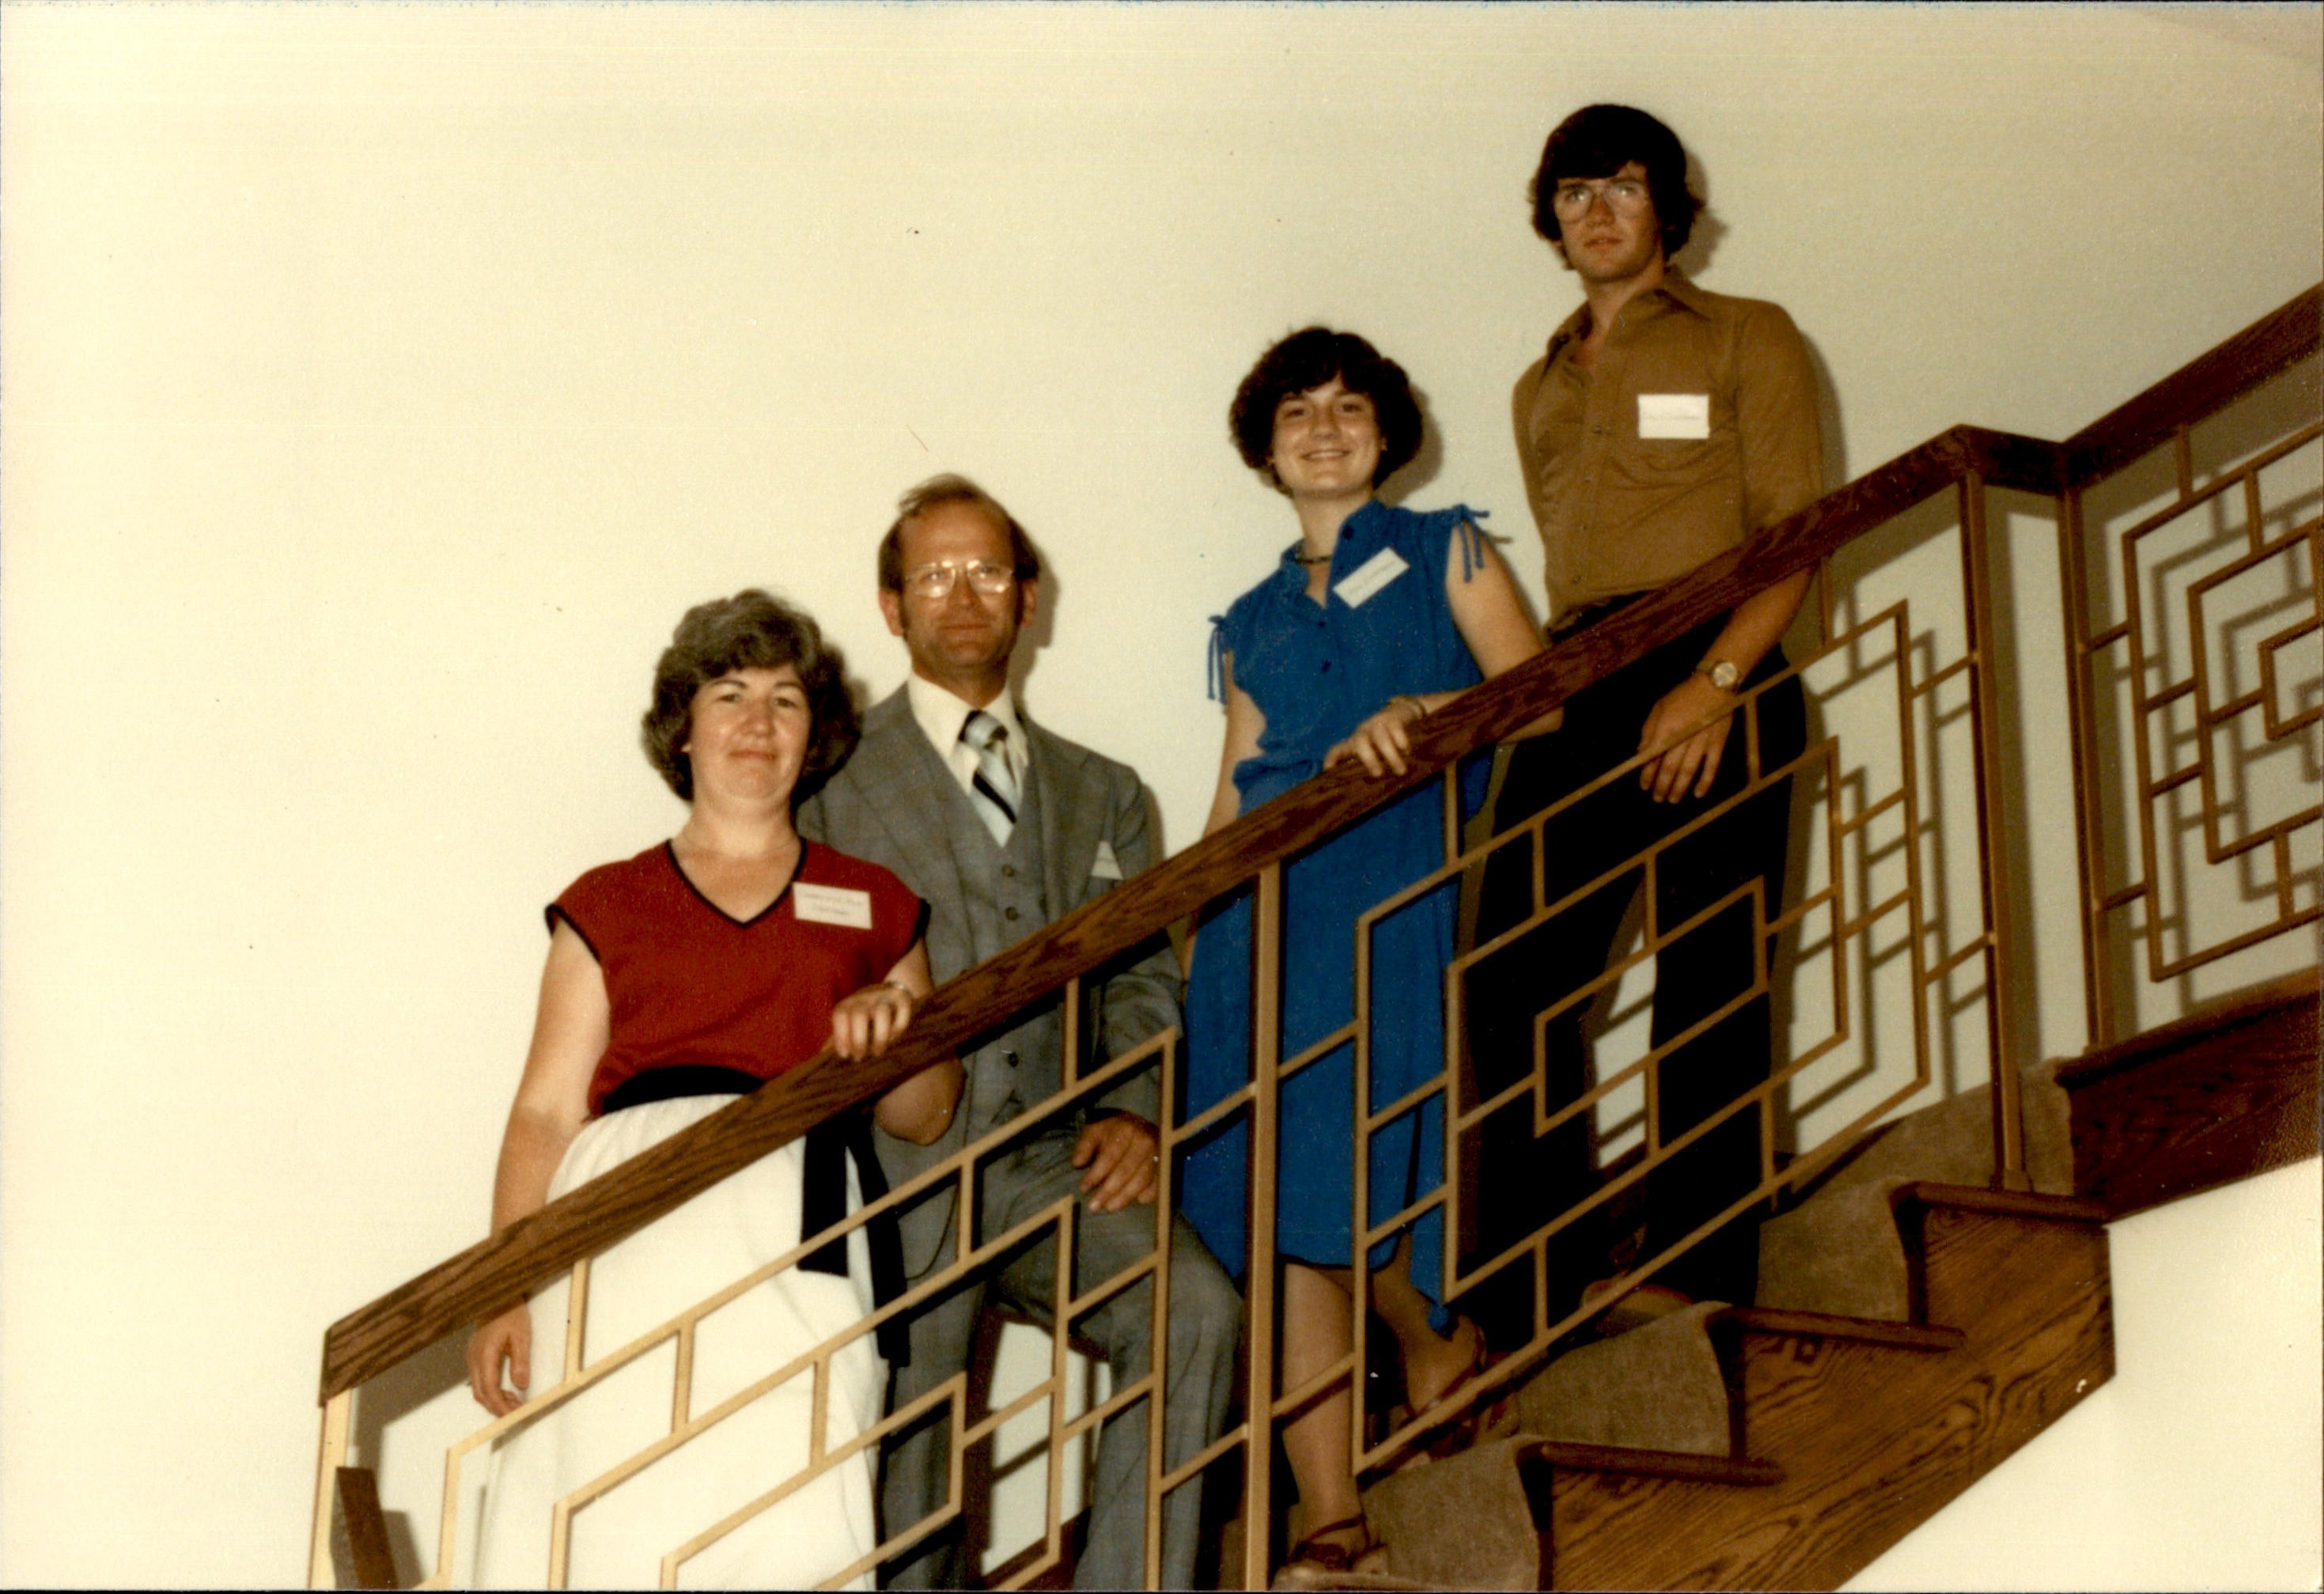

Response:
(1398, 1323), (1520, 1464)
(1277, 1514), (1387, 1585)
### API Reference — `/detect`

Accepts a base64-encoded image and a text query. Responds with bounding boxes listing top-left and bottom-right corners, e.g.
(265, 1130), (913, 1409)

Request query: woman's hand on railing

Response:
(858, 941), (965, 1145)
(467, 1301), (532, 1417)
(831, 980), (916, 1060)
(1323, 695), (1431, 778)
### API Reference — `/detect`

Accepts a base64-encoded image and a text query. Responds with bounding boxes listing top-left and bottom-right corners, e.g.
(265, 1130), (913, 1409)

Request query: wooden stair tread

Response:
(1718, 1307), (1964, 1352)
(2053, 972), (2319, 1217)
(1894, 1180), (2109, 1224)
(2053, 970), (2318, 1088)
(1523, 1438), (1783, 1487)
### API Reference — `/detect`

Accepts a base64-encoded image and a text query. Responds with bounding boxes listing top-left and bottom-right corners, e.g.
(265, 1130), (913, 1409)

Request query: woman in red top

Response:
(464, 591), (960, 1589)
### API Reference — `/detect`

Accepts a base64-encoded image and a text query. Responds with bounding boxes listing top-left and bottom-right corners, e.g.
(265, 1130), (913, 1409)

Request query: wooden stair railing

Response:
(308, 432), (2041, 1399)
(310, 282), (2321, 1589)
(313, 418), (2053, 1404)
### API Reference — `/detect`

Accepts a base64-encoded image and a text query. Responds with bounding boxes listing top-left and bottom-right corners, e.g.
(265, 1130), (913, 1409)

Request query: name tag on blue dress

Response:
(793, 883), (873, 928)
(1333, 545), (1409, 608)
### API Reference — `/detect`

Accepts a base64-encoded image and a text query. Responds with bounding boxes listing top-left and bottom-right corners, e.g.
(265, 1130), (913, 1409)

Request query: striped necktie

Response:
(960, 709), (1018, 846)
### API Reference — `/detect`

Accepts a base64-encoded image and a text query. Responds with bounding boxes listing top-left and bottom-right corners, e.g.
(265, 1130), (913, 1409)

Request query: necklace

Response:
(1293, 551), (1332, 566)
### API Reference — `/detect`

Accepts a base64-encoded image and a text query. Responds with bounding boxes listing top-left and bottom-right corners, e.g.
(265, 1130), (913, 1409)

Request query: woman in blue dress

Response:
(1183, 328), (1546, 1578)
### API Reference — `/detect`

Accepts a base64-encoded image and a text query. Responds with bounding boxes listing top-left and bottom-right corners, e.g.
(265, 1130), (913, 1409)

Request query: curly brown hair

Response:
(640, 590), (858, 803)
(1228, 327), (1424, 494)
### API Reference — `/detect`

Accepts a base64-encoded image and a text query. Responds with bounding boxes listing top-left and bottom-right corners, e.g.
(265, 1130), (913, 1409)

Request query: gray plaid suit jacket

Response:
(795, 686), (1180, 1278)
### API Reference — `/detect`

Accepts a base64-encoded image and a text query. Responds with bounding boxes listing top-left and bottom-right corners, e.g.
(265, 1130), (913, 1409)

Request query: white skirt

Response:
(473, 1096), (884, 1589)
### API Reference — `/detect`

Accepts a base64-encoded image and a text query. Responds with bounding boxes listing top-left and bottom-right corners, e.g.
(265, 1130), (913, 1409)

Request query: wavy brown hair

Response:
(641, 590), (857, 803)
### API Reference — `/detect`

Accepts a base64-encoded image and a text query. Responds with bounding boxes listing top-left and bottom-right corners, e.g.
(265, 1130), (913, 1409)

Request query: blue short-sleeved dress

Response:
(1182, 498), (1493, 1308)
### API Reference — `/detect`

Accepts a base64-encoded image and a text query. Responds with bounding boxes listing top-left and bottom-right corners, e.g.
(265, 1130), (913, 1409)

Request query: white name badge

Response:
(1332, 544), (1410, 608)
(1091, 839), (1125, 881)
(792, 882), (873, 929)
(1638, 392), (1711, 440)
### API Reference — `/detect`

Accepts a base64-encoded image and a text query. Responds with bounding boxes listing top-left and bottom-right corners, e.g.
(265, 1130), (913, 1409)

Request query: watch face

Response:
(1711, 661), (1741, 691)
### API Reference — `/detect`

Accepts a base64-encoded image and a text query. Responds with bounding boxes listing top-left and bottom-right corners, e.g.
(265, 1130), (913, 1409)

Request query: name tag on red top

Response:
(793, 882), (873, 929)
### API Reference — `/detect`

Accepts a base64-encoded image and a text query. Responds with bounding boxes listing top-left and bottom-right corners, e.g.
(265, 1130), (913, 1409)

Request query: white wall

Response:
(2, 5), (2317, 1585)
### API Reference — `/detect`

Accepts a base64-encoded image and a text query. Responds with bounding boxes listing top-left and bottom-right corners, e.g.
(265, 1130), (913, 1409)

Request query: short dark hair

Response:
(1529, 103), (1701, 259)
(640, 590), (858, 803)
(876, 474), (1042, 593)
(1228, 327), (1424, 492)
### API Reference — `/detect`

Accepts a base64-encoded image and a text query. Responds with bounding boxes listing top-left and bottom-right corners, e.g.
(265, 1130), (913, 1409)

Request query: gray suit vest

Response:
(933, 760), (1052, 1137)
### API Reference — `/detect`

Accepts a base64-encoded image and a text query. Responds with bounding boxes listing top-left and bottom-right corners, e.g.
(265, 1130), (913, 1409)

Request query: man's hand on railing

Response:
(1073, 1112), (1160, 1212)
(467, 1301), (532, 1418)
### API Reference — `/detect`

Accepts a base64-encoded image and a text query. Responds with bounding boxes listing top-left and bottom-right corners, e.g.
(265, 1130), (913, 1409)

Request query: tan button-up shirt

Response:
(1512, 271), (1823, 623)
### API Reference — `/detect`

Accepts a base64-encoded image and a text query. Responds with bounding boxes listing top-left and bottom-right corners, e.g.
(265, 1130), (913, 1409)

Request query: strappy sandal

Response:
(1397, 1323), (1520, 1466)
(1276, 1514), (1388, 1587)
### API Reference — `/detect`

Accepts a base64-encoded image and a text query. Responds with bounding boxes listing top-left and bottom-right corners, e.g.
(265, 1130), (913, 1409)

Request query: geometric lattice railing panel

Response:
(2070, 373), (2322, 1036)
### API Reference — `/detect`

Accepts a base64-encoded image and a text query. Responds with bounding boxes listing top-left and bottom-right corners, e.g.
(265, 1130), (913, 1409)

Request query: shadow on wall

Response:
(348, 1331), (468, 1588)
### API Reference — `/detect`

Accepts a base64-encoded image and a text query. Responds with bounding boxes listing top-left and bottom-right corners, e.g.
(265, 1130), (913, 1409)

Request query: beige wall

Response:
(2, 4), (2317, 1585)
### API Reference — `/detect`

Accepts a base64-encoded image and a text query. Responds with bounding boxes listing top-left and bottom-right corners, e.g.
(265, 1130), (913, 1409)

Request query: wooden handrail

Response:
(316, 286), (2322, 1402)
(2062, 285), (2322, 487)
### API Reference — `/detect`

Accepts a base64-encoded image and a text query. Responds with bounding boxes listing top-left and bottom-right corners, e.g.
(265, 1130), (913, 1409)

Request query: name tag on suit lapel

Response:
(1333, 544), (1409, 608)
(793, 882), (873, 928)
(1637, 392), (1711, 440)
(1091, 839), (1124, 881)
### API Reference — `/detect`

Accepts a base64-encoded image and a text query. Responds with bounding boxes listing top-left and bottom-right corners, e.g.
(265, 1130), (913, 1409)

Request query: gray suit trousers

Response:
(882, 1129), (1238, 1592)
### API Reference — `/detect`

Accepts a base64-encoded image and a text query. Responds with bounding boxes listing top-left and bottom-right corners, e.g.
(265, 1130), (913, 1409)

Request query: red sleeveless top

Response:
(551, 841), (926, 1116)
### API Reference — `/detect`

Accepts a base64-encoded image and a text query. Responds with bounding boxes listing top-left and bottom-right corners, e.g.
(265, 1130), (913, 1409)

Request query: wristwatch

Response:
(1694, 658), (1742, 691)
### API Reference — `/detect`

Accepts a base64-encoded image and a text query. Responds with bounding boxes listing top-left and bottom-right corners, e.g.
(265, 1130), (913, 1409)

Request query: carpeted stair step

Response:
(1754, 1062), (2072, 1319)
(1357, 1304), (1757, 1587)
(1353, 1438), (1547, 1590)
(1510, 1300), (1733, 1455)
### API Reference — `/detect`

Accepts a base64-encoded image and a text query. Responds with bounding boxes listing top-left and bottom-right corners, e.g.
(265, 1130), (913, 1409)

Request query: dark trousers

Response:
(1463, 615), (1804, 1323)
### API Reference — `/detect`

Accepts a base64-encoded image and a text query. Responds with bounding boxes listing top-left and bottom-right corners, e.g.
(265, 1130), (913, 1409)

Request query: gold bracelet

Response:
(1395, 694), (1429, 720)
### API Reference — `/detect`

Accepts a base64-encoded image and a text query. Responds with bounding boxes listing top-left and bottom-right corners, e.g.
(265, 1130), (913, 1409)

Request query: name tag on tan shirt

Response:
(1637, 392), (1711, 440)
(793, 882), (874, 929)
(1333, 544), (1410, 608)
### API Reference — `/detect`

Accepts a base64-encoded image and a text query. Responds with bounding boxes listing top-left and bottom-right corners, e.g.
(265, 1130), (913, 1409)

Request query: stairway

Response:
(1339, 977), (2317, 1591)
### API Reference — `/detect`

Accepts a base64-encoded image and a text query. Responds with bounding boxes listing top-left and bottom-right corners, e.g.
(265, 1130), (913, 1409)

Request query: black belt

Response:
(1546, 589), (1646, 642)
(600, 1065), (910, 1366)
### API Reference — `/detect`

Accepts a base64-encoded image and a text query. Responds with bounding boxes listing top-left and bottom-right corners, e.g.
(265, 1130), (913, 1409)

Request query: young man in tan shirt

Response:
(1467, 104), (1821, 1335)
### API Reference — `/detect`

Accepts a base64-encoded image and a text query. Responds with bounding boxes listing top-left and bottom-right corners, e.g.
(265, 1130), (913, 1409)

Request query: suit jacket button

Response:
(1001, 865), (1016, 878)
(1005, 906), (1020, 921)
(1004, 1051), (1020, 1067)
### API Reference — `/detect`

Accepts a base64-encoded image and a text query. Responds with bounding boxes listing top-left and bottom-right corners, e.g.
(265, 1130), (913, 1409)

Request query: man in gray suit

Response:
(797, 475), (1237, 1591)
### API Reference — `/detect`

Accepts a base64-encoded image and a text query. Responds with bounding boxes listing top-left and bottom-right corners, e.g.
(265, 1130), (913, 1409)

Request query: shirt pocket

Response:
(1588, 427), (1744, 592)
